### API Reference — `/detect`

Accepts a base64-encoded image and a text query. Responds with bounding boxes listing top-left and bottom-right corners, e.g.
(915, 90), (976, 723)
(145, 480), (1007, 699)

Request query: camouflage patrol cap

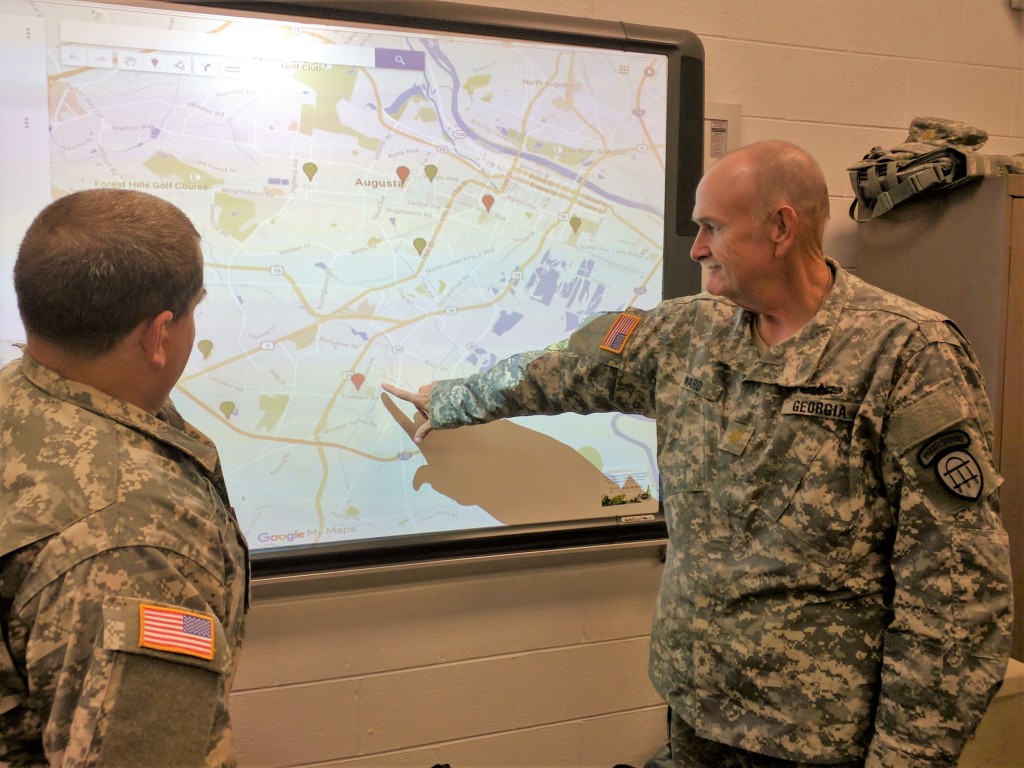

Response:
(907, 117), (988, 149)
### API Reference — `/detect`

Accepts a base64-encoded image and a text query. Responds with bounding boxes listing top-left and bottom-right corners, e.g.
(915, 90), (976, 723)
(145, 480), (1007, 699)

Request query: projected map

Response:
(0, 0), (666, 551)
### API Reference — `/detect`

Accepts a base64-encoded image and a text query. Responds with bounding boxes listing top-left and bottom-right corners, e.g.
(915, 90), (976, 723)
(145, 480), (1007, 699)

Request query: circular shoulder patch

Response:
(918, 430), (983, 500)
(934, 450), (983, 500)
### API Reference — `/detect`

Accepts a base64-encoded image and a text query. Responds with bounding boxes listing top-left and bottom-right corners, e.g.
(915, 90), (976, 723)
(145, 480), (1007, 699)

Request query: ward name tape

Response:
(600, 312), (641, 354)
(139, 604), (215, 660)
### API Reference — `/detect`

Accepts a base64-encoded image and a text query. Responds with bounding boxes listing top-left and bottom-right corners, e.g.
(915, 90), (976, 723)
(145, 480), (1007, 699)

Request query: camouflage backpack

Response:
(848, 117), (1024, 221)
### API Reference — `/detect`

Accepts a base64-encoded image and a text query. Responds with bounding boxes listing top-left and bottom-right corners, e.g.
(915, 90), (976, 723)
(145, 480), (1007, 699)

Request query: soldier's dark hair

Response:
(14, 189), (203, 357)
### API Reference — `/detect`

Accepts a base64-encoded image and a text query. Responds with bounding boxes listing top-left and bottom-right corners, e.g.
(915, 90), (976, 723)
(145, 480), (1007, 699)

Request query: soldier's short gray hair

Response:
(741, 141), (830, 246)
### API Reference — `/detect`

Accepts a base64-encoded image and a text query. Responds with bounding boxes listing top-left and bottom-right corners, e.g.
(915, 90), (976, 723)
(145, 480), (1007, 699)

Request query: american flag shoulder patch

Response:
(599, 312), (641, 354)
(139, 604), (215, 660)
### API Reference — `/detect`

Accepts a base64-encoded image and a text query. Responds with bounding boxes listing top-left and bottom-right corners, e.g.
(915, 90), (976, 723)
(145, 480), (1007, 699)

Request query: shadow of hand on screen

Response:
(380, 391), (631, 525)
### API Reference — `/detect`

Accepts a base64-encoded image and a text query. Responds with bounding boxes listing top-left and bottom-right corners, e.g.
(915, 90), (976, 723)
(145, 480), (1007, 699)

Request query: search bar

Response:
(60, 20), (379, 68)
(374, 48), (426, 71)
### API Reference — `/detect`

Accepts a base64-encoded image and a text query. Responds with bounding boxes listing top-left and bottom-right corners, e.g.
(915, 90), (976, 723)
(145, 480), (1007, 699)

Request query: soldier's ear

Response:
(141, 310), (175, 369)
(767, 205), (798, 254)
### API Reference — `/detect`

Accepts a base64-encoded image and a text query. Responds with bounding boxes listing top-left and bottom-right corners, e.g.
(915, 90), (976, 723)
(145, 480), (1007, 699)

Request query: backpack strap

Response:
(848, 144), (965, 222)
(848, 118), (1024, 222)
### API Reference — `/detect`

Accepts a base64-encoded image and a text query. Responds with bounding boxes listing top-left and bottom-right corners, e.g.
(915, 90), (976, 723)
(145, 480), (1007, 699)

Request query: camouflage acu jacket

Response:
(0, 352), (249, 768)
(429, 259), (1013, 767)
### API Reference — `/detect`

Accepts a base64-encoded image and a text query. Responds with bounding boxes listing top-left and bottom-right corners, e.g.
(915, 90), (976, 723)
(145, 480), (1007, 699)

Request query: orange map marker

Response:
(482, 194), (494, 212)
(396, 166), (409, 183)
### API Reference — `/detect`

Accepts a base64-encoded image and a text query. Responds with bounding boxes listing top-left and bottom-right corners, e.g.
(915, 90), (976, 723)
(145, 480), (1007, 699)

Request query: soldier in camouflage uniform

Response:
(0, 189), (249, 767)
(383, 141), (1013, 767)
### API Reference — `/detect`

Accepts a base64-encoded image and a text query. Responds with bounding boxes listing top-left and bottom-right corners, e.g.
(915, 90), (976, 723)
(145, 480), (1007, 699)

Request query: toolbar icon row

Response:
(60, 45), (244, 77)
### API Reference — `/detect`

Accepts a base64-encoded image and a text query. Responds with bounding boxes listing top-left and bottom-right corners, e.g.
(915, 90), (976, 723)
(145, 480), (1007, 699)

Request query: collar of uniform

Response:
(19, 352), (220, 474)
(706, 257), (845, 387)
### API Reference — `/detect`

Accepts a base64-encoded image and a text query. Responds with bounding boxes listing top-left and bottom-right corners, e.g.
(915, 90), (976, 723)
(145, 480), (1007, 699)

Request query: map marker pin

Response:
(219, 401), (235, 420)
(482, 194), (494, 212)
(569, 216), (582, 234)
(198, 339), (213, 360)
(424, 164), (437, 182)
(302, 162), (318, 181)
(396, 166), (409, 184)
(413, 237), (427, 256)
(351, 373), (365, 390)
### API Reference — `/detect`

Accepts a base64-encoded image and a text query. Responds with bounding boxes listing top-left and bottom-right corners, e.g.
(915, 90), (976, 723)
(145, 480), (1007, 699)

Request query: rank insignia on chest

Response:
(600, 312), (641, 354)
(139, 604), (215, 660)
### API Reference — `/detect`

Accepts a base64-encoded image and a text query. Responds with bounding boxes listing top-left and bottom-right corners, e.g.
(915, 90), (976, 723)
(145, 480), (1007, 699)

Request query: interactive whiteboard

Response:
(0, 0), (703, 574)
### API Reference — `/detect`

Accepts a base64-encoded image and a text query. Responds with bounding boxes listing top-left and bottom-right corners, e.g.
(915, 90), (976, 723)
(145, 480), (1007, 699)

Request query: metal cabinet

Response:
(843, 174), (1024, 660)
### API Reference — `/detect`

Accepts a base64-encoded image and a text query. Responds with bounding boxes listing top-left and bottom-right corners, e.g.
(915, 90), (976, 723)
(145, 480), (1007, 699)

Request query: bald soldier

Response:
(0, 190), (249, 767)
(384, 141), (1013, 767)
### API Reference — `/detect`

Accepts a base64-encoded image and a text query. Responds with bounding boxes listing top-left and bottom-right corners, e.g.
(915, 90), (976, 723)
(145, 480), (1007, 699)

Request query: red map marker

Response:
(396, 166), (409, 184)
(482, 194), (494, 212)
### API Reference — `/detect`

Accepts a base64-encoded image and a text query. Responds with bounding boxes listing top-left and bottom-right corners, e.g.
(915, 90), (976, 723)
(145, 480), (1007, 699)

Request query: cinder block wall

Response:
(233, 546), (668, 767)
(231, 2), (1024, 766)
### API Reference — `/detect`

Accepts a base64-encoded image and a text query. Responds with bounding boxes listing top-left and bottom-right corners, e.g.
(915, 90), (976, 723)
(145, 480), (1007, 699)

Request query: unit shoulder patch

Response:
(918, 430), (983, 500)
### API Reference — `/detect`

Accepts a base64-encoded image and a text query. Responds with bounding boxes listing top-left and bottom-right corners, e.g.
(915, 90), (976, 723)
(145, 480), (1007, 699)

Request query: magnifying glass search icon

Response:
(394, 55), (406, 66)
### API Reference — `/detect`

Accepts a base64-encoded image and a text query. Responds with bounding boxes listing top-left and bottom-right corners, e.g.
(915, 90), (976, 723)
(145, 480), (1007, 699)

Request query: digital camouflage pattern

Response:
(0, 352), (249, 768)
(429, 259), (1013, 767)
(905, 116), (990, 148)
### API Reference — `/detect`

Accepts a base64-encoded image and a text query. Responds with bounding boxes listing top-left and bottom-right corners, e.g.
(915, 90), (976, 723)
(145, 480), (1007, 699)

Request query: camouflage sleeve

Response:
(17, 546), (234, 767)
(867, 330), (1013, 767)
(0, 543), (46, 765)
(430, 309), (660, 427)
